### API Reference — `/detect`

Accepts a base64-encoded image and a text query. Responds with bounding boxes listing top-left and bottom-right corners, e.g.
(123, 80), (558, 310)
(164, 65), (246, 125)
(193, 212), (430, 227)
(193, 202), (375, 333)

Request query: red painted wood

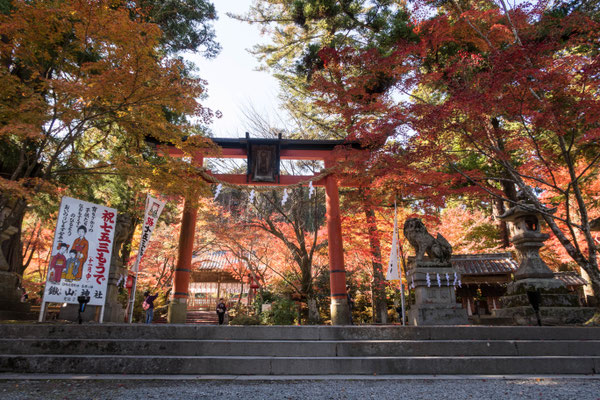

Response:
(173, 198), (197, 299)
(324, 160), (347, 299)
(173, 155), (203, 300)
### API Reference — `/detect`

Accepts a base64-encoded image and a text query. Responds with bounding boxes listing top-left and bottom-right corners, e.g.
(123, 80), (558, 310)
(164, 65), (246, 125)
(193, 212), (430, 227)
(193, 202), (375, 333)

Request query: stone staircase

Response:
(154, 310), (219, 325)
(0, 324), (599, 375)
(185, 310), (219, 325)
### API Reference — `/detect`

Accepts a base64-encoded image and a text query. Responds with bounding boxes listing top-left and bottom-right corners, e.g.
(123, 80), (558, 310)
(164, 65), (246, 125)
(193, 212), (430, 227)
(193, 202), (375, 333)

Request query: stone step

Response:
(153, 311), (219, 325)
(2, 338), (599, 357)
(1, 325), (599, 341)
(1, 354), (598, 375)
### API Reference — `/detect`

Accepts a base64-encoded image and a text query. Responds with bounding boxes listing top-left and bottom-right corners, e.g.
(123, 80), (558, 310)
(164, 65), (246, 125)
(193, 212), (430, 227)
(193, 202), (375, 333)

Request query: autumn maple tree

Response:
(0, 0), (219, 295)
(302, 0), (600, 314)
(247, 187), (328, 324)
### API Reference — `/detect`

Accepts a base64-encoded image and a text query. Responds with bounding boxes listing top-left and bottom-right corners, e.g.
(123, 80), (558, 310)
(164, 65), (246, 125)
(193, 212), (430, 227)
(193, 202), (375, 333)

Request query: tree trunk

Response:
(299, 257), (320, 324)
(306, 296), (320, 324)
(363, 202), (387, 323)
(492, 197), (510, 248)
(0, 199), (27, 275)
(584, 269), (600, 324)
(237, 282), (244, 307)
(495, 172), (517, 249)
(119, 213), (138, 266)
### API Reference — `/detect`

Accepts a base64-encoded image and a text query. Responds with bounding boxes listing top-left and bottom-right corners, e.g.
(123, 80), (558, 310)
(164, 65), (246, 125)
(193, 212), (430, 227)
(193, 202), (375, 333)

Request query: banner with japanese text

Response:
(130, 194), (166, 273)
(42, 196), (117, 306)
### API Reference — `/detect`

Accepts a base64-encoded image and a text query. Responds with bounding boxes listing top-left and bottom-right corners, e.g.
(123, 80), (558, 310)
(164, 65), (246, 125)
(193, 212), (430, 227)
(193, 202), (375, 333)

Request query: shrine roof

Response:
(452, 253), (518, 275)
(191, 251), (238, 271)
(451, 253), (587, 286)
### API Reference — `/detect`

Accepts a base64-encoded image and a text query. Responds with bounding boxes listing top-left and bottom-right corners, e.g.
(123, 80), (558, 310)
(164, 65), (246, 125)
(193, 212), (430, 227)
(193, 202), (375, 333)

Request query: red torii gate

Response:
(158, 135), (362, 325)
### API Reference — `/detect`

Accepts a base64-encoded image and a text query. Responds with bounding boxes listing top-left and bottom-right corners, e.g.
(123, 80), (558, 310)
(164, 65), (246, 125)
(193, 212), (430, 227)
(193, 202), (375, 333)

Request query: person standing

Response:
(143, 291), (158, 324)
(216, 298), (227, 325)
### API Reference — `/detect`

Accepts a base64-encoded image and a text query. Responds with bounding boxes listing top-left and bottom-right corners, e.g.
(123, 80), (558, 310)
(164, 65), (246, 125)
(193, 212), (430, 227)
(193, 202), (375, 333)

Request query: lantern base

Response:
(494, 277), (593, 325)
(493, 306), (595, 325)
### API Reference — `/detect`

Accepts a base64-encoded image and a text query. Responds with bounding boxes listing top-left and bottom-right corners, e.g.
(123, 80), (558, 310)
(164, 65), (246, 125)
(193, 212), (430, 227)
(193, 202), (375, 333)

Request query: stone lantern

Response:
(494, 192), (594, 324)
(499, 195), (557, 282)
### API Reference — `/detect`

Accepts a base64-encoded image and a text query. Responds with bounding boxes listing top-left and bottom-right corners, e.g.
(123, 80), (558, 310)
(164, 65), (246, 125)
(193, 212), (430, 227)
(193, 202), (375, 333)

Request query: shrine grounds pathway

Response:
(0, 375), (599, 399)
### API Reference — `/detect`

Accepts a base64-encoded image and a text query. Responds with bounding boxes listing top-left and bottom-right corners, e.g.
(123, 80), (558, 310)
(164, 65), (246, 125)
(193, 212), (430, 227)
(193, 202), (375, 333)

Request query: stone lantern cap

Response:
(497, 203), (556, 222)
(497, 192), (556, 223)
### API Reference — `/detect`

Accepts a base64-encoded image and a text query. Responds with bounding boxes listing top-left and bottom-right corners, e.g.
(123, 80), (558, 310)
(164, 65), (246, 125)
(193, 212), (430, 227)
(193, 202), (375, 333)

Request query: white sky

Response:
(187, 0), (281, 138)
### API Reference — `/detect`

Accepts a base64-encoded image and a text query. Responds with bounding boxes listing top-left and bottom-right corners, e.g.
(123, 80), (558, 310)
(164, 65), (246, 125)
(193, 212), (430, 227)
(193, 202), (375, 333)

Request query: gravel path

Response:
(0, 378), (599, 400)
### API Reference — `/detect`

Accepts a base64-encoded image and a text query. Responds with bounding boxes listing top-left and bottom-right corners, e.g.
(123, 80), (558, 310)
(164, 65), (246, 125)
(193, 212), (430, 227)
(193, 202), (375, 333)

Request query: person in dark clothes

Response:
(143, 291), (158, 324)
(216, 298), (227, 325)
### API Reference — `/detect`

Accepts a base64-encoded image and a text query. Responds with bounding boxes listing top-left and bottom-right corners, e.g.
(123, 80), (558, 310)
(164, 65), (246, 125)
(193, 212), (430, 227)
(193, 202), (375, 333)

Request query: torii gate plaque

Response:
(155, 134), (361, 325)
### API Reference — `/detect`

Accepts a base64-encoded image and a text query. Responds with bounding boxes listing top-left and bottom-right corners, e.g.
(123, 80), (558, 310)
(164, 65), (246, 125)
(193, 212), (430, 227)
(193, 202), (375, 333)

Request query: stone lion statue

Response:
(403, 218), (452, 263)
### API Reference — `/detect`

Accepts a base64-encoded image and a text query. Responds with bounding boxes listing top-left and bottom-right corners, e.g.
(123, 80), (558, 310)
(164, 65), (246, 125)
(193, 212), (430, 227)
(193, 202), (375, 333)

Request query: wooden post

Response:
(167, 156), (202, 324)
(167, 196), (198, 323)
(324, 160), (350, 325)
(216, 272), (221, 302)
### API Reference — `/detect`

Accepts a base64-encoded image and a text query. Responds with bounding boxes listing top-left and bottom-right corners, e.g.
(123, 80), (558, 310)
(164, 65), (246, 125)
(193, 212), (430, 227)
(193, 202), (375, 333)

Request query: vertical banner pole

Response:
(127, 258), (141, 323)
(400, 282), (406, 326)
(395, 200), (406, 326)
(127, 273), (139, 323)
(99, 304), (105, 323)
(386, 198), (405, 325)
(126, 194), (166, 323)
(38, 301), (46, 323)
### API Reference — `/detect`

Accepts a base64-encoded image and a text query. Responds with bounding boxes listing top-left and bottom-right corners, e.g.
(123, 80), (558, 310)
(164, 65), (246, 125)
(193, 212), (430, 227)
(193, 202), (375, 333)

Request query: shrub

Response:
(269, 298), (297, 325)
(229, 313), (260, 325)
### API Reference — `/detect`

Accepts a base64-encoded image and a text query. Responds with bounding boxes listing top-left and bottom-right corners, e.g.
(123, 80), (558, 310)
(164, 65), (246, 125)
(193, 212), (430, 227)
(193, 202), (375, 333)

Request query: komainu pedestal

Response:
(406, 263), (468, 325)
(494, 193), (594, 325)
(404, 218), (467, 326)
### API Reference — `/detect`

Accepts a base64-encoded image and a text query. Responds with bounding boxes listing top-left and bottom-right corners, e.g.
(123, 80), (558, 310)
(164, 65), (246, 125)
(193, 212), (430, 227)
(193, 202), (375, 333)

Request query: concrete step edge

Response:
(3, 354), (600, 360)
(2, 373), (600, 380)
(2, 338), (600, 344)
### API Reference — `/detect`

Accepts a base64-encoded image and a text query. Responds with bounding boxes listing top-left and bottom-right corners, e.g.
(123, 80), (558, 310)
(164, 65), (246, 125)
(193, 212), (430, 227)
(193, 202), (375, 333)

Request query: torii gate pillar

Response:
(325, 160), (351, 325)
(167, 157), (202, 324)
